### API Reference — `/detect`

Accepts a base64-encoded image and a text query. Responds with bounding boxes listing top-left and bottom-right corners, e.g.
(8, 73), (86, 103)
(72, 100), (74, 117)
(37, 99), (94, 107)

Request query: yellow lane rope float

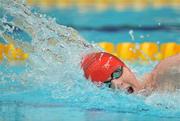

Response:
(0, 41), (179, 62)
(98, 42), (115, 53)
(27, 0), (180, 9)
(0, 43), (29, 62)
(139, 42), (159, 61)
(98, 42), (180, 61)
(160, 42), (179, 60)
(116, 42), (138, 61)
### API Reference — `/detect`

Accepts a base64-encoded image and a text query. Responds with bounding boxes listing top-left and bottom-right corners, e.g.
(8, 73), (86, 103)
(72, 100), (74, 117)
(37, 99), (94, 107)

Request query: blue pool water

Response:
(41, 7), (180, 44)
(0, 1), (180, 121)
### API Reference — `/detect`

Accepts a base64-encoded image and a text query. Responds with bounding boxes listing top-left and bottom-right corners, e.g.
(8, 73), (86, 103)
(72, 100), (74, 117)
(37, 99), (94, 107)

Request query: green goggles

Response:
(104, 67), (123, 88)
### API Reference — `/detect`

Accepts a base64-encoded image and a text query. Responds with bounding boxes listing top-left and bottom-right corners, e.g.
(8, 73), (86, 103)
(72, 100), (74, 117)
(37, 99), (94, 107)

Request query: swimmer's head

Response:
(81, 52), (141, 93)
(81, 52), (143, 93)
(81, 52), (126, 83)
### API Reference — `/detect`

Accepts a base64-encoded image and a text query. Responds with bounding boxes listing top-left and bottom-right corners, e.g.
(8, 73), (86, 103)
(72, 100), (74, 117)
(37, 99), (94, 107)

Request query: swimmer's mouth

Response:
(127, 86), (134, 94)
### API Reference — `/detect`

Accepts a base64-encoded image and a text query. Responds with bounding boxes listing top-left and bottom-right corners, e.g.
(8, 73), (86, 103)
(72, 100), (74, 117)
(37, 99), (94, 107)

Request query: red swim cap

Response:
(81, 52), (126, 83)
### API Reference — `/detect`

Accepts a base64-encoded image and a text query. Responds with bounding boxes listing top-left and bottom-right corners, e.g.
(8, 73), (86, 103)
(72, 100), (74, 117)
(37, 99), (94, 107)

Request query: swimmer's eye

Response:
(104, 67), (123, 88)
(111, 67), (123, 80)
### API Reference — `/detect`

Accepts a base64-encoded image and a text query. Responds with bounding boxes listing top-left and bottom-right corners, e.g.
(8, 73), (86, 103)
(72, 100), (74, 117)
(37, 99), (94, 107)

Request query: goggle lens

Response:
(111, 67), (123, 79)
(104, 67), (123, 88)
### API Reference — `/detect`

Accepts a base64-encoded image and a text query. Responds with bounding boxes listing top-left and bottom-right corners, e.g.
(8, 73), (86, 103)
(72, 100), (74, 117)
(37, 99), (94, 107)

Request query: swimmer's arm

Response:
(149, 54), (180, 91)
(152, 54), (180, 76)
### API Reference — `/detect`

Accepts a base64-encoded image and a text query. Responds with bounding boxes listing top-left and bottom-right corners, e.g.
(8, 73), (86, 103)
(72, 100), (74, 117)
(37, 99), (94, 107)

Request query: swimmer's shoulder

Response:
(153, 54), (180, 74)
(151, 54), (180, 92)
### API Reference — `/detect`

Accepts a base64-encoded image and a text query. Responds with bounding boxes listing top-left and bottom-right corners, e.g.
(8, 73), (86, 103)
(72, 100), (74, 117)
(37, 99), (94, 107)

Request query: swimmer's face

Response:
(110, 67), (142, 93)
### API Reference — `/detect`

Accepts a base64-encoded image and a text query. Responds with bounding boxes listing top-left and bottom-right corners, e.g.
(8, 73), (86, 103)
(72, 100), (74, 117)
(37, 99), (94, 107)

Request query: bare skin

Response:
(111, 54), (180, 95)
(111, 67), (144, 93)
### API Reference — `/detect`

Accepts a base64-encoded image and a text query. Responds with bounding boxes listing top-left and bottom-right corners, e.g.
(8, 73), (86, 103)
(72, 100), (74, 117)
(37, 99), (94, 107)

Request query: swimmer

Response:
(81, 52), (180, 95)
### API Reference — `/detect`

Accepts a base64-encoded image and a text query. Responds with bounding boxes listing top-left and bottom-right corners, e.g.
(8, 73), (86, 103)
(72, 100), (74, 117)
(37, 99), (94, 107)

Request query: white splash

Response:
(129, 30), (135, 41)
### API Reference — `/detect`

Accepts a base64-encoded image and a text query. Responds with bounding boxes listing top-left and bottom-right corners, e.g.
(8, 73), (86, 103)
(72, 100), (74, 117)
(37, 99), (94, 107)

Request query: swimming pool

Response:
(0, 1), (180, 121)
(42, 7), (180, 44)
